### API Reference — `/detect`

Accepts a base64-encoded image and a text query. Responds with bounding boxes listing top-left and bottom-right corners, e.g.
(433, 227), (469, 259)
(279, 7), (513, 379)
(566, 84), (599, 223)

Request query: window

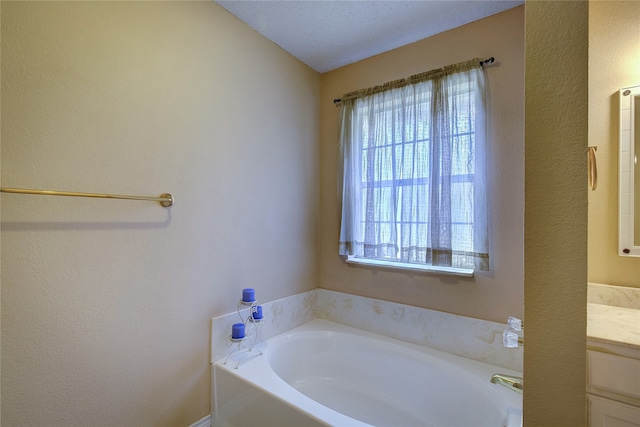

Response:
(338, 59), (489, 274)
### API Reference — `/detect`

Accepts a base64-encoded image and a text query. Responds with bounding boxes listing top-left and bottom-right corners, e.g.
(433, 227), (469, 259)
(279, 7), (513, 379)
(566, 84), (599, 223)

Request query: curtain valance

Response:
(339, 58), (482, 103)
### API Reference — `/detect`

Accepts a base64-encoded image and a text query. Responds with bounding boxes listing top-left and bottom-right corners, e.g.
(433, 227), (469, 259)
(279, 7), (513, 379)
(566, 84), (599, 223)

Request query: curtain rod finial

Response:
(480, 57), (495, 66)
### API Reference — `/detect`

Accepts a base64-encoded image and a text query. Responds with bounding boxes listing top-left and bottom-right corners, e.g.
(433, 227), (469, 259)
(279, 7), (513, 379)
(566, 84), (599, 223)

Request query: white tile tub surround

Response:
(211, 289), (522, 372)
(316, 289), (523, 372)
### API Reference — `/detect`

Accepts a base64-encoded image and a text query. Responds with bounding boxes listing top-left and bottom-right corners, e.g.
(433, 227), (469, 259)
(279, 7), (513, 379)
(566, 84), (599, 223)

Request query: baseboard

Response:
(188, 414), (211, 427)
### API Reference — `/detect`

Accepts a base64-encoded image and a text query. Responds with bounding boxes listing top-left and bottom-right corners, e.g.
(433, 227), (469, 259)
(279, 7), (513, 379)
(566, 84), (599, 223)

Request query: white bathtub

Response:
(213, 319), (522, 427)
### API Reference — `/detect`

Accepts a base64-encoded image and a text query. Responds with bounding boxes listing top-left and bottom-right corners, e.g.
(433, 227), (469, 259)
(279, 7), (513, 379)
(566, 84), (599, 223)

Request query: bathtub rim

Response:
(213, 318), (522, 427)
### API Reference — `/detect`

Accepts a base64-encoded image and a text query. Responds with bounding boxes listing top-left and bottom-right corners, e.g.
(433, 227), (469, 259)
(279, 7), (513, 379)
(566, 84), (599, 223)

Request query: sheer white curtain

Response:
(338, 59), (489, 270)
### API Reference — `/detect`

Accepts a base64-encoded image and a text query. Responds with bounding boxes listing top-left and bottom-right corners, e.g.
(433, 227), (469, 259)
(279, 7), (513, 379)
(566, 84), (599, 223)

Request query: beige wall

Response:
(0, 2), (319, 426)
(524, 1), (588, 425)
(318, 7), (525, 323)
(588, 0), (640, 288)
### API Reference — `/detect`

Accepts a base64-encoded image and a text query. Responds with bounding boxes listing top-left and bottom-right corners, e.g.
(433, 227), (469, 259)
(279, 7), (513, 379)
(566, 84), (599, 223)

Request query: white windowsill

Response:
(345, 256), (474, 277)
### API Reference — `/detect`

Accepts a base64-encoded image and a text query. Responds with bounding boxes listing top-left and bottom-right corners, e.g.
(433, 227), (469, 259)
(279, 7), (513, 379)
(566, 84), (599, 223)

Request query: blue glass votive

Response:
(252, 305), (263, 320)
(232, 323), (245, 339)
(242, 288), (255, 303)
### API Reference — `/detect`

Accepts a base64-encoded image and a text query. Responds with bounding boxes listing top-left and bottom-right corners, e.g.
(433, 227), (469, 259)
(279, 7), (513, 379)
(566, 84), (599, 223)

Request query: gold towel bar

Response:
(0, 187), (174, 207)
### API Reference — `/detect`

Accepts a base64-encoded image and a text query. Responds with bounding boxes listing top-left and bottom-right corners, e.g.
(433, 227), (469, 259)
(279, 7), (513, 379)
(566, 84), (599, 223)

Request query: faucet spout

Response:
(490, 374), (523, 394)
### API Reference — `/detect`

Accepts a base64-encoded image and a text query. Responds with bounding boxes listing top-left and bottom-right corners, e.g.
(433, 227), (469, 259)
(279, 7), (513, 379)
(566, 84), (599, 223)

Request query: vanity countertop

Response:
(587, 302), (640, 350)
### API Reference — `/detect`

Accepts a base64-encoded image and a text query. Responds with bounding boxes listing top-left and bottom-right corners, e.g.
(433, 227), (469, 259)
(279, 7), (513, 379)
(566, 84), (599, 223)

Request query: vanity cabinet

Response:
(587, 330), (640, 426)
(587, 286), (640, 427)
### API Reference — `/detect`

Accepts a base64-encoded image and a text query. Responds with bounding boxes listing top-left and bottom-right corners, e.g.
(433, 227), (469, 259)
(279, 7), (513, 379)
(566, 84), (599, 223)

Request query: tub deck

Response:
(213, 319), (522, 427)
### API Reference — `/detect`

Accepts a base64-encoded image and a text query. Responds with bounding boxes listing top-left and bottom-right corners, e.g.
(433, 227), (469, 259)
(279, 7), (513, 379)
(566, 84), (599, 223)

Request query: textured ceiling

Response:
(216, 0), (523, 73)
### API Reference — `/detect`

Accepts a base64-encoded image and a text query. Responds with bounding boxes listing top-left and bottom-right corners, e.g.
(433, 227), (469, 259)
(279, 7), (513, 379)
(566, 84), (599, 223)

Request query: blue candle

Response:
(242, 288), (255, 303)
(232, 323), (245, 339)
(252, 305), (263, 320)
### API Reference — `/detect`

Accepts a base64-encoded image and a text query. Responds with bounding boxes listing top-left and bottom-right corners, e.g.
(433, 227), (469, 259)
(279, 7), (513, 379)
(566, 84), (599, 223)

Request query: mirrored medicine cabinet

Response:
(619, 85), (640, 257)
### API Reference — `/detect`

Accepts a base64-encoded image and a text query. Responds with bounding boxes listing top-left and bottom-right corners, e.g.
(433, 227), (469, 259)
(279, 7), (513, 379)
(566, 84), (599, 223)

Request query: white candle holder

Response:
(224, 299), (265, 369)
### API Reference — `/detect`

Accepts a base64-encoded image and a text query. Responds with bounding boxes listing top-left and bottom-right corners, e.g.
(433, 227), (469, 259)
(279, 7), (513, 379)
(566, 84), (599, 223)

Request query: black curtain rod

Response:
(333, 57), (495, 104)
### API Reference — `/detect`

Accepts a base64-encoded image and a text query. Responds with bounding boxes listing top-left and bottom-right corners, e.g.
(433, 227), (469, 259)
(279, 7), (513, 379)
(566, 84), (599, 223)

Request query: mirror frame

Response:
(619, 85), (640, 257)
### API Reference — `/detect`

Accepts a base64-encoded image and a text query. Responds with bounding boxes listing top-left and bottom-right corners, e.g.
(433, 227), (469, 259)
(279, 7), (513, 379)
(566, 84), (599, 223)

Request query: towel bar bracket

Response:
(159, 193), (174, 207)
